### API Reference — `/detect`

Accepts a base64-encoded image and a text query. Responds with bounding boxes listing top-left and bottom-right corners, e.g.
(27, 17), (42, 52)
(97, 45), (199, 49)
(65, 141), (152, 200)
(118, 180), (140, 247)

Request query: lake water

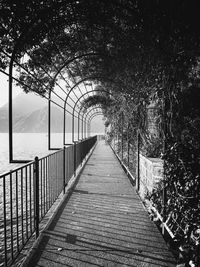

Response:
(0, 133), (100, 175)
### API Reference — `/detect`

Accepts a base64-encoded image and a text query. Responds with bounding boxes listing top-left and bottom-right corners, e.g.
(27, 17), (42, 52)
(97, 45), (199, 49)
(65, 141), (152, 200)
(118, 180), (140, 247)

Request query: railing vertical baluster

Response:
(55, 153), (58, 198)
(45, 158), (48, 213)
(55, 153), (59, 198)
(47, 157), (51, 208)
(16, 171), (19, 251)
(58, 152), (60, 192)
(127, 140), (130, 168)
(47, 156), (50, 209)
(127, 123), (130, 168)
(121, 114), (124, 161)
(50, 156), (52, 204)
(25, 167), (28, 240)
(29, 165), (33, 234)
(74, 143), (76, 177)
(47, 156), (50, 208)
(54, 155), (55, 200)
(53, 154), (55, 201)
(3, 176), (7, 266)
(70, 146), (72, 178)
(137, 130), (140, 192)
(63, 146), (66, 194)
(10, 173), (14, 260)
(69, 147), (71, 179)
(42, 159), (44, 216)
(53, 154), (55, 200)
(34, 157), (39, 238)
(43, 159), (45, 214)
(66, 148), (68, 184)
(21, 169), (24, 245)
(51, 155), (53, 204)
(40, 160), (43, 218)
(162, 159), (166, 235)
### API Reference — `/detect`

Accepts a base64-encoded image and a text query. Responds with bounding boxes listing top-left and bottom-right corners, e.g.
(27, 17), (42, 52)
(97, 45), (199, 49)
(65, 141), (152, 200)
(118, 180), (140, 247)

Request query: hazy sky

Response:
(0, 72), (21, 107)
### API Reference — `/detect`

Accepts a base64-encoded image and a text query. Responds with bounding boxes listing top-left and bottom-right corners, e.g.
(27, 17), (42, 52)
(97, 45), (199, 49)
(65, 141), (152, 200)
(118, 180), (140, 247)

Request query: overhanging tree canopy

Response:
(1, 2), (200, 261)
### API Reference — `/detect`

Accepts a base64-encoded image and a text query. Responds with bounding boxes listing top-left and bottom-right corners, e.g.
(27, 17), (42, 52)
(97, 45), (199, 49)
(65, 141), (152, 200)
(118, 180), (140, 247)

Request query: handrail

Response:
(0, 136), (97, 267)
(0, 161), (35, 178)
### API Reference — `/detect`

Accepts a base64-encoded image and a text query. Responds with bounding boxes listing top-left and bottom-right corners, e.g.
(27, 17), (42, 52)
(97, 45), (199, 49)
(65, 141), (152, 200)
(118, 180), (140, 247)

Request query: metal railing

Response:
(110, 133), (136, 183)
(110, 131), (187, 239)
(0, 136), (97, 267)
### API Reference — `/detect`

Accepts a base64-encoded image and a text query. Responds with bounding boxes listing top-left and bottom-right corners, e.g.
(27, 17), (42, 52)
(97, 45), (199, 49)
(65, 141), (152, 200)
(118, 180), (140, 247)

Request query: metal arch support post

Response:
(48, 90), (64, 150)
(63, 80), (86, 145)
(82, 115), (84, 140)
(9, 51), (14, 163)
(77, 105), (91, 141)
(77, 108), (83, 141)
(7, 26), (51, 162)
(48, 92), (51, 150)
(9, 49), (31, 163)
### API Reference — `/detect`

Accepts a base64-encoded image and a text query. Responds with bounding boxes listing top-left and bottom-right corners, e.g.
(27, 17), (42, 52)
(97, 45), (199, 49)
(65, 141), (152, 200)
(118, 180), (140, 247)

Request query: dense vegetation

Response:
(0, 0), (200, 265)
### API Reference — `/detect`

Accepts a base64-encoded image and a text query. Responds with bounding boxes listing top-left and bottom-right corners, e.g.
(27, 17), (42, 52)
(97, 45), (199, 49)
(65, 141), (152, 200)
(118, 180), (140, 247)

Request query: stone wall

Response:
(147, 101), (159, 137)
(139, 154), (163, 199)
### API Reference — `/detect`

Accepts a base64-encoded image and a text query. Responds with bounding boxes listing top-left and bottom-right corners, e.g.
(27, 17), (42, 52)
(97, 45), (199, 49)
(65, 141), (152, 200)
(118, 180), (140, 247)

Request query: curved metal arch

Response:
(64, 75), (115, 108)
(83, 105), (104, 137)
(83, 105), (103, 139)
(71, 89), (112, 142)
(52, 52), (103, 82)
(72, 89), (112, 113)
(78, 104), (103, 141)
(87, 112), (104, 137)
(63, 75), (116, 144)
(64, 88), (112, 144)
(84, 105), (103, 121)
(88, 112), (104, 122)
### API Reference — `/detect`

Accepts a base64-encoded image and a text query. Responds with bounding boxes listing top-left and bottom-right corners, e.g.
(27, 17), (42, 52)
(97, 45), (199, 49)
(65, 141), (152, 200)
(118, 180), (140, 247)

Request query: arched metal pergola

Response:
(0, 48), (112, 162)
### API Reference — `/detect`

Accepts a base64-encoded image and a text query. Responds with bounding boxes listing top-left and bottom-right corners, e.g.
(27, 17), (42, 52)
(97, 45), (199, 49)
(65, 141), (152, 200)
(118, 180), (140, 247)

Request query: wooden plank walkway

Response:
(22, 141), (176, 267)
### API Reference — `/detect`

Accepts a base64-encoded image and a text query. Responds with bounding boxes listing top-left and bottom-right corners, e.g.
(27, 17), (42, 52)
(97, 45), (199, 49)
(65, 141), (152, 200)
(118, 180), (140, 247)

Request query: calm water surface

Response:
(0, 133), (74, 175)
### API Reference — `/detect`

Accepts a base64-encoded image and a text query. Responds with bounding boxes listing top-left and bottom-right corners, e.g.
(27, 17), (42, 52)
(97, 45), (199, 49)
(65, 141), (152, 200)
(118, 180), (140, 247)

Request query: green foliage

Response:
(81, 94), (114, 111)
(150, 86), (200, 265)
(141, 136), (163, 158)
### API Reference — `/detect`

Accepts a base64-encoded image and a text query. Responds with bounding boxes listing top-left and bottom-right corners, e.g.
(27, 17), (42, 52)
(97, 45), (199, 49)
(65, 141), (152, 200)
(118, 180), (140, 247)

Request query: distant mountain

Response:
(0, 92), (67, 132)
(0, 93), (105, 133)
(13, 106), (66, 133)
(1, 92), (47, 116)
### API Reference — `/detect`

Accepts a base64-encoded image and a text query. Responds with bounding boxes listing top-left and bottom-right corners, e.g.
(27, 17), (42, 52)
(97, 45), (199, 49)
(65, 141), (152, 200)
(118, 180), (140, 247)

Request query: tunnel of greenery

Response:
(0, 0), (200, 265)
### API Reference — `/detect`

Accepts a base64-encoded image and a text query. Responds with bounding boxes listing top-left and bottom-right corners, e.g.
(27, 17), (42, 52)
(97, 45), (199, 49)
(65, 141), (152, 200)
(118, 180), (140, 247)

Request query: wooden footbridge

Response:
(19, 140), (176, 267)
